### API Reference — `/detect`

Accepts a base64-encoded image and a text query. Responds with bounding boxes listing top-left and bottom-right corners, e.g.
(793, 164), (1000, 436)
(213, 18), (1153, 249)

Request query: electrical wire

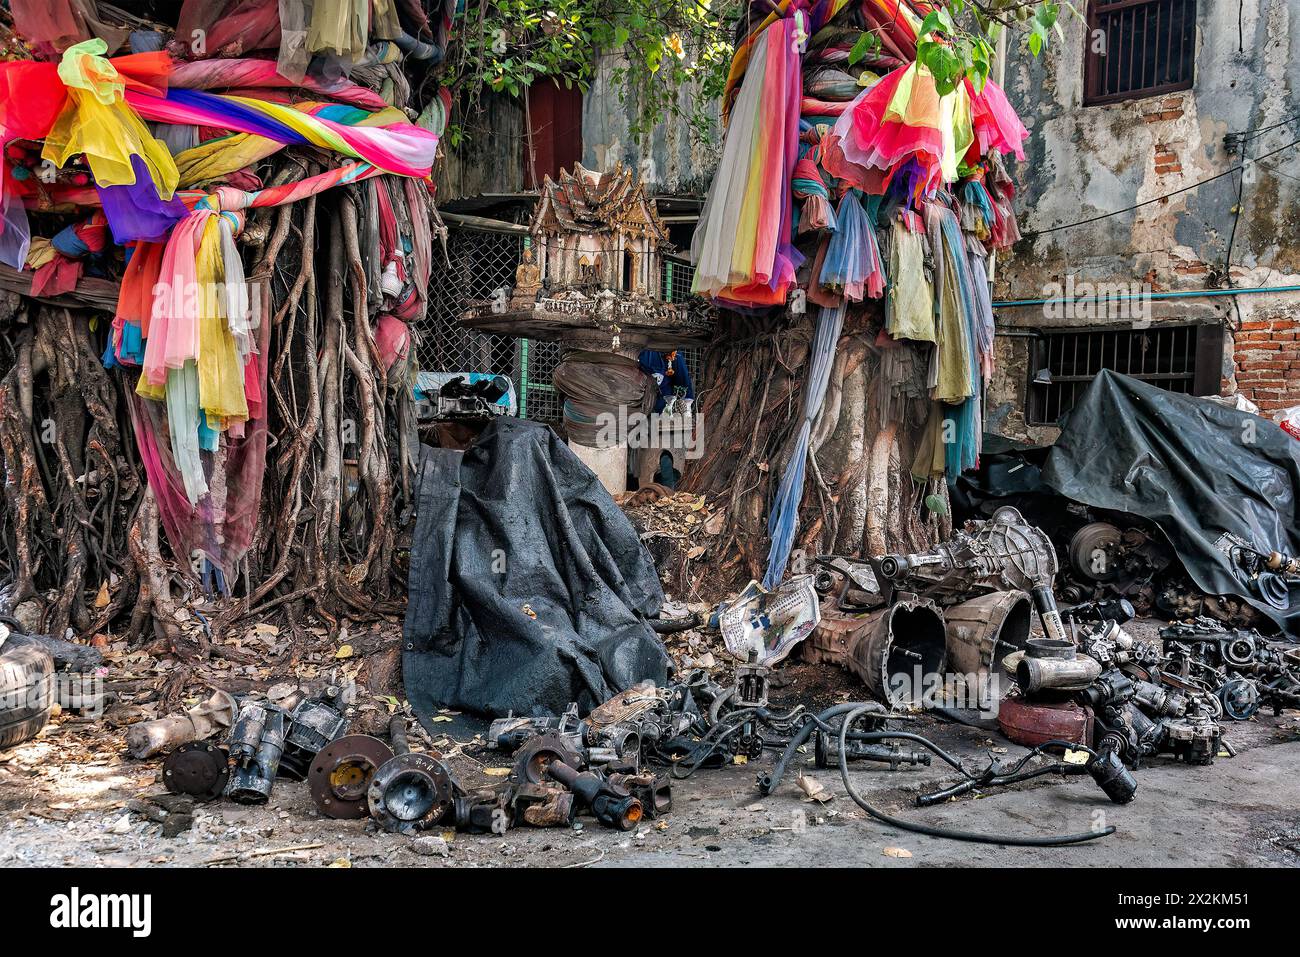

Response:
(1022, 136), (1300, 238)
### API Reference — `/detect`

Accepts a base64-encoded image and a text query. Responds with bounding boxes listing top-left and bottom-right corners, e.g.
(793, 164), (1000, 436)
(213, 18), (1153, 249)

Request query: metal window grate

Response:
(1027, 321), (1223, 425)
(420, 227), (525, 380)
(1084, 0), (1196, 105)
(417, 226), (707, 426)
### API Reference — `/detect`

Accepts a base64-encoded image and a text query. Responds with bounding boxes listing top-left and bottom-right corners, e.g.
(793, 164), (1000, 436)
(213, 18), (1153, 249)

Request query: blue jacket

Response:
(638, 350), (695, 412)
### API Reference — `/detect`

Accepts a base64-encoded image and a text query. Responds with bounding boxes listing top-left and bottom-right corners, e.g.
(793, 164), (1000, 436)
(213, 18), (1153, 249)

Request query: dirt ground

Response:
(4, 645), (1299, 869)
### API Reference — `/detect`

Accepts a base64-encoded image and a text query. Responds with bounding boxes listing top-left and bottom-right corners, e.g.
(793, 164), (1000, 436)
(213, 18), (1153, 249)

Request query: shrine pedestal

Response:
(569, 440), (628, 495)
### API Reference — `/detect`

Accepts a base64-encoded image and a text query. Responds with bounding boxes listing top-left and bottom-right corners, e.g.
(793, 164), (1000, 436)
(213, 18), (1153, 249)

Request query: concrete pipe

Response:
(851, 597), (948, 707)
(944, 590), (1034, 676)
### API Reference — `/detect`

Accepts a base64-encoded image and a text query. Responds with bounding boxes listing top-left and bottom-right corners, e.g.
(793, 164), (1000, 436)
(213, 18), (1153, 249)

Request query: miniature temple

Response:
(462, 163), (707, 492)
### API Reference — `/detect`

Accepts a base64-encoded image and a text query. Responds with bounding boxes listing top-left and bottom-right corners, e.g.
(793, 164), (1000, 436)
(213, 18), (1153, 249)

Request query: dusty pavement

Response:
(3, 699), (1298, 868)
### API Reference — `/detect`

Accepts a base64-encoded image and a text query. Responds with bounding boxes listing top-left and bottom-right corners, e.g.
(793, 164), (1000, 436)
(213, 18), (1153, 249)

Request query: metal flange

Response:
(309, 734), (395, 819)
(511, 731), (582, 786)
(162, 742), (230, 802)
(367, 752), (456, 833)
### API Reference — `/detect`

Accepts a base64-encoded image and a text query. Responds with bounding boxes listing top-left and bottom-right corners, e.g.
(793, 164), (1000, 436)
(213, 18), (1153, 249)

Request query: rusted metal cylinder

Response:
(997, 697), (1094, 748)
(944, 590), (1033, 676)
(1010, 639), (1102, 693)
(852, 597), (948, 706)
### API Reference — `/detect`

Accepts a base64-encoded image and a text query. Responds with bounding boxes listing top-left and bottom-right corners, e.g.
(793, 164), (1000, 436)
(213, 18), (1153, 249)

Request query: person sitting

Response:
(638, 348), (694, 414)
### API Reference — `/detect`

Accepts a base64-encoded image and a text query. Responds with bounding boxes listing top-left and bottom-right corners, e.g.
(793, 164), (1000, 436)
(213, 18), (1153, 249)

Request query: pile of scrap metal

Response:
(801, 507), (1056, 708)
(126, 689), (349, 806)
(486, 640), (1129, 848)
(961, 499), (1285, 631)
(1000, 601), (1228, 773)
(957, 372), (1300, 635)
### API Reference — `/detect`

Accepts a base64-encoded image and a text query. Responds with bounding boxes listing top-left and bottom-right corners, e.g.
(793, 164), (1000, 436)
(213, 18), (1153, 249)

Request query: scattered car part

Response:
(1218, 677), (1261, 720)
(0, 634), (54, 749)
(367, 717), (456, 834)
(608, 771), (672, 819)
(280, 696), (348, 781)
(163, 742), (230, 802)
(544, 760), (643, 831)
(488, 703), (582, 755)
(916, 739), (1136, 807)
(512, 782), (576, 827)
(1087, 742), (1139, 804)
(449, 790), (513, 834)
(874, 507), (1067, 643)
(1005, 639), (1103, 694)
(814, 730), (930, 770)
(125, 689), (237, 760)
(996, 697), (1094, 748)
(833, 705), (1116, 845)
(944, 590), (1033, 676)
(309, 734), (394, 819)
(734, 651), (770, 709)
(1061, 597), (1136, 624)
(511, 731), (583, 786)
(226, 702), (288, 804)
(803, 595), (946, 706)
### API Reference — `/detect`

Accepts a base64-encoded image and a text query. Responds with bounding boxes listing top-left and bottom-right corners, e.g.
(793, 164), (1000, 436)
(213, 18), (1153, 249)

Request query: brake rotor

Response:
(512, 731), (582, 785)
(163, 742), (229, 802)
(309, 734), (394, 819)
(1068, 523), (1122, 582)
(367, 752), (456, 833)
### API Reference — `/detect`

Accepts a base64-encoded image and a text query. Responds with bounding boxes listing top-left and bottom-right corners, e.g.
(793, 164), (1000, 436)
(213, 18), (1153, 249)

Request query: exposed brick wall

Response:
(1233, 317), (1300, 415)
(1153, 143), (1182, 176)
(1140, 96), (1186, 125)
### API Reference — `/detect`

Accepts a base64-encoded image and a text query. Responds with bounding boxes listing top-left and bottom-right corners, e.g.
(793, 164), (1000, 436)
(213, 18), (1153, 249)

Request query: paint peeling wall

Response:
(991, 0), (1300, 442)
(580, 53), (723, 197)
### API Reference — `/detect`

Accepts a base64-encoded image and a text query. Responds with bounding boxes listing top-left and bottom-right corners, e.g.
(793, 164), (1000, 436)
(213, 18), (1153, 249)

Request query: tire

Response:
(0, 640), (54, 749)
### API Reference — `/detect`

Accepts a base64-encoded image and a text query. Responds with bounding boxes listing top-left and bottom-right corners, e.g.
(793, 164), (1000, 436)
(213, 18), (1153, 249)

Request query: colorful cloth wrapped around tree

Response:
(823, 60), (975, 201)
(792, 127), (837, 234)
(817, 189), (884, 301)
(690, 16), (804, 307)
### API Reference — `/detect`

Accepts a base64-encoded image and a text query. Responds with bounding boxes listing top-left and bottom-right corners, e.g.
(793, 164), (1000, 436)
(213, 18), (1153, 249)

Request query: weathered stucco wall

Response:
(581, 53), (723, 197)
(992, 0), (1300, 439)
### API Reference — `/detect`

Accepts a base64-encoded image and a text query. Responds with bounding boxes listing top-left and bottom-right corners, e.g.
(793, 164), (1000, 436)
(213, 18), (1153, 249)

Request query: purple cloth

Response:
(97, 155), (188, 244)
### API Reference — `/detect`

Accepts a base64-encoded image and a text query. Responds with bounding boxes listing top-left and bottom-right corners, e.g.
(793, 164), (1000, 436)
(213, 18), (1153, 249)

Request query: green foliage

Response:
(445, 0), (738, 147)
(917, 0), (1078, 94)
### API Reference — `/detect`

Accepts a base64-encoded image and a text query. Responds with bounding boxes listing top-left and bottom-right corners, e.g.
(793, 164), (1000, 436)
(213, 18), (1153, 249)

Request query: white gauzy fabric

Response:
(166, 362), (208, 503)
(219, 216), (255, 370)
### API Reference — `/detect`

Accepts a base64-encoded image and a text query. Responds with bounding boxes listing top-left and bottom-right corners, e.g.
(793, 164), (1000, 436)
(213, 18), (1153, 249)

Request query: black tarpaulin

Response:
(402, 417), (670, 729)
(1042, 371), (1300, 634)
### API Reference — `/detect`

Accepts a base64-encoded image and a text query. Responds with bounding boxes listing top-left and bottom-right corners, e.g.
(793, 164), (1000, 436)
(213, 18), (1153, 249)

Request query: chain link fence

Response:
(417, 225), (708, 424)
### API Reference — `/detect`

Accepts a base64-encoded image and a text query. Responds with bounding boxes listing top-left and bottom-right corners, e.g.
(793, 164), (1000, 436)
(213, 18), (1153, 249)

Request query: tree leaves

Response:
(847, 31), (881, 66)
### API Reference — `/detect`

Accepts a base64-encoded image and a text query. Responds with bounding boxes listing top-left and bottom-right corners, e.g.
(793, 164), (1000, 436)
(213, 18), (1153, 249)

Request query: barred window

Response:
(1028, 322), (1224, 425)
(1084, 0), (1197, 105)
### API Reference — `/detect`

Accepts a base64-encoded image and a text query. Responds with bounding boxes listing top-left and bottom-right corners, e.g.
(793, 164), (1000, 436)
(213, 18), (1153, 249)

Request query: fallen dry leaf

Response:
(796, 773), (833, 804)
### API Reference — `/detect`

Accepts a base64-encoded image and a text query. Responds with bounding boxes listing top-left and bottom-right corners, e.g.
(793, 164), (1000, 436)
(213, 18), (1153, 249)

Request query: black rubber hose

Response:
(917, 763), (1066, 807)
(837, 706), (1115, 847)
(647, 613), (702, 634)
(758, 702), (886, 795)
